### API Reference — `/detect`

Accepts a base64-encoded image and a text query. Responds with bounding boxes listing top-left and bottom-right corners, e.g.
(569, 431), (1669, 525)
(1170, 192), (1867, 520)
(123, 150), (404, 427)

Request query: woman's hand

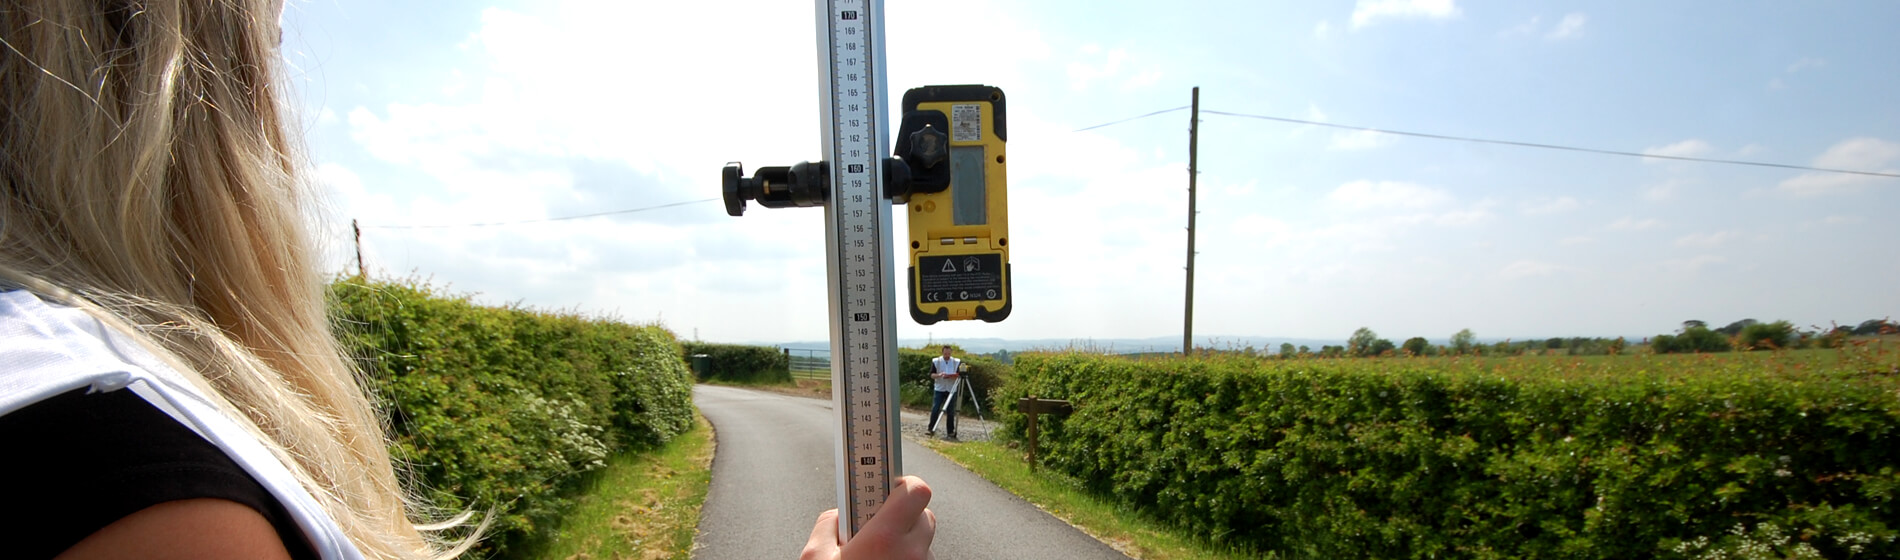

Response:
(801, 475), (935, 560)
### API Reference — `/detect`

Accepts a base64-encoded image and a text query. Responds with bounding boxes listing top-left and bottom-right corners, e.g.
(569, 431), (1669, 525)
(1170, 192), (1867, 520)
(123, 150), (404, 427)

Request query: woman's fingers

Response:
(865, 476), (933, 534)
(806, 476), (937, 560)
(800, 509), (842, 560)
(844, 476), (935, 560)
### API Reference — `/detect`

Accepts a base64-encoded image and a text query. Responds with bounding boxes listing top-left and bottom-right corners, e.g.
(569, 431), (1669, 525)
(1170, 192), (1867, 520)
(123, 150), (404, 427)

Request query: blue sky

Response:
(284, 0), (1899, 346)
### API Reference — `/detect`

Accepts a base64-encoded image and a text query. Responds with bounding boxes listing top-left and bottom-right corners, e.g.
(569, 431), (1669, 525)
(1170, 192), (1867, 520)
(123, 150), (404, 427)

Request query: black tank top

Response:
(0, 387), (319, 559)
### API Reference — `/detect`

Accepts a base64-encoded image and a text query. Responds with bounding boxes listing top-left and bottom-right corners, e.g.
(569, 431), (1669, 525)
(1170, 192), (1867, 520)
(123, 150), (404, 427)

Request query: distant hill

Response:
(756, 334), (1643, 355)
(766, 335), (1348, 355)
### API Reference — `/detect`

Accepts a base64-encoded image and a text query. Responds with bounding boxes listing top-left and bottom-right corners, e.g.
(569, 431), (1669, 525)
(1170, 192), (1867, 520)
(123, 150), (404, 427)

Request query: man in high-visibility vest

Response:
(927, 345), (961, 440)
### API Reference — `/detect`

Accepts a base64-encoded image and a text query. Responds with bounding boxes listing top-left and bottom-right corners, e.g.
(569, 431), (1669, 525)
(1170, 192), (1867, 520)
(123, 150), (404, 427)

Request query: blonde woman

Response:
(0, 1), (472, 557)
(1, 1), (934, 559)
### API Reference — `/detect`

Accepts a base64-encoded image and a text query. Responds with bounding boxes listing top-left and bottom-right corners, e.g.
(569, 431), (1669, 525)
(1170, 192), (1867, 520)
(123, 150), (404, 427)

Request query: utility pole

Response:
(352, 219), (365, 279)
(1183, 86), (1199, 355)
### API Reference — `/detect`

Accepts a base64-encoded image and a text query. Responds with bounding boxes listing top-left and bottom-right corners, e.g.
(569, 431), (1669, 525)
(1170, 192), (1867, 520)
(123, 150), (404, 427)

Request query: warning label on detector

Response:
(917, 253), (1003, 303)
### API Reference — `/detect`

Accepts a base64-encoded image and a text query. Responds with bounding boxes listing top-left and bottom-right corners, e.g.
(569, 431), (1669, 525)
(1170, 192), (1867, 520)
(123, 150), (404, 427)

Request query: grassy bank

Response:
(922, 439), (1260, 560)
(502, 413), (715, 560)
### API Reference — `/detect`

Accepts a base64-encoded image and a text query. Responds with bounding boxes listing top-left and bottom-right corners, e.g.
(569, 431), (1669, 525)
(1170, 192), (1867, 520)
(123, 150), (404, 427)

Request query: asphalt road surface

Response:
(692, 384), (1131, 560)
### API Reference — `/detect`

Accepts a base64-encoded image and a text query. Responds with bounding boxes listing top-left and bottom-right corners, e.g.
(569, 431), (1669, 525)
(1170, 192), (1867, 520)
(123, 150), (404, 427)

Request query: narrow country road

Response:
(692, 385), (1131, 560)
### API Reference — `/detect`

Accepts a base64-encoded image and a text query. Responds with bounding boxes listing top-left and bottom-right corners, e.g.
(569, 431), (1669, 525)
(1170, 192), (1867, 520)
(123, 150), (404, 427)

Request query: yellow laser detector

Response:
(891, 85), (1009, 324)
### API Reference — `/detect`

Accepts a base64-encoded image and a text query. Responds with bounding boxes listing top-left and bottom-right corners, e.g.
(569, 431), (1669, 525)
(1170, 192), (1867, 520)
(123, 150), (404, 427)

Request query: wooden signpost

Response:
(1016, 396), (1073, 472)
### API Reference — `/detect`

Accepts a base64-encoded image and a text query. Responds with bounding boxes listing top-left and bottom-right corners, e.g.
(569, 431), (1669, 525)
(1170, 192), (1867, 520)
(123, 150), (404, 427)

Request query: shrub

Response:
(997, 352), (1900, 559)
(1654, 326), (1732, 354)
(329, 278), (693, 555)
(680, 342), (790, 384)
(1737, 321), (1796, 351)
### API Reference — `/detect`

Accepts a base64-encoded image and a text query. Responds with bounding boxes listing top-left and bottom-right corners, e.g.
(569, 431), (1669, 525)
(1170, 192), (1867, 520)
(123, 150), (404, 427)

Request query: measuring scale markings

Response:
(820, 0), (899, 538)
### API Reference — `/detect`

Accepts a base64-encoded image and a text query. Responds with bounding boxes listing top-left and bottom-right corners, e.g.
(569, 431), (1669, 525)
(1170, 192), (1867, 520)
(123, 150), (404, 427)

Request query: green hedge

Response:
(328, 278), (694, 555)
(897, 347), (1008, 413)
(680, 342), (790, 384)
(999, 352), (1900, 559)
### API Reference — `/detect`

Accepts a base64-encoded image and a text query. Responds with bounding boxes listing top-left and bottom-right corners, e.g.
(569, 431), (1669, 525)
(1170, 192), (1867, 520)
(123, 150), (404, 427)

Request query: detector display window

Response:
(950, 145), (988, 226)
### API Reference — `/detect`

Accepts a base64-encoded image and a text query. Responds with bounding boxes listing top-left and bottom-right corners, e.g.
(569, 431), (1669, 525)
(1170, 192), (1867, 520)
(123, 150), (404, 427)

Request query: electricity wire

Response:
(1072, 105), (1899, 179)
(360, 198), (718, 229)
(1072, 106), (1189, 132)
(1199, 109), (1900, 179)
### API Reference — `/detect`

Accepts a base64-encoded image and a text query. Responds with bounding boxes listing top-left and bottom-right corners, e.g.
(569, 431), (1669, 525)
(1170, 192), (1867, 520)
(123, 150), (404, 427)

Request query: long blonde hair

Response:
(1, 1), (468, 557)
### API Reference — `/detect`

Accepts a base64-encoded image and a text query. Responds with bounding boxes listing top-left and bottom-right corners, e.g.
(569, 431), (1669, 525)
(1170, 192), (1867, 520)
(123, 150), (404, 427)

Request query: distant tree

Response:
(1319, 345), (1345, 358)
(1298, 345), (1312, 356)
(1656, 326), (1731, 354)
(1450, 329), (1476, 355)
(1854, 319), (1898, 336)
(1737, 321), (1796, 351)
(1369, 339), (1396, 356)
(1718, 319), (1759, 336)
(1347, 328), (1380, 357)
(1545, 337), (1564, 349)
(1608, 337), (1626, 355)
(1279, 342), (1296, 357)
(1402, 337), (1431, 357)
(1683, 320), (1708, 330)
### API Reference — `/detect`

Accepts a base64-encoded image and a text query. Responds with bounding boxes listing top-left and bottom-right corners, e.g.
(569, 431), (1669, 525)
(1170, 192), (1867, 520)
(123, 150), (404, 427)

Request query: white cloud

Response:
(1520, 196), (1580, 215)
(1777, 137), (1900, 196)
(1328, 180), (1452, 210)
(1663, 255), (1727, 274)
(1642, 139), (1715, 161)
(1330, 129), (1394, 150)
(1499, 16), (1539, 38)
(1607, 217), (1663, 231)
(1351, 0), (1459, 28)
(1307, 103), (1330, 123)
(1545, 13), (1587, 40)
(1787, 57), (1827, 73)
(1779, 173), (1872, 196)
(1066, 46), (1129, 90)
(1501, 260), (1574, 280)
(1642, 180), (1683, 202)
(1674, 230), (1742, 248)
(1424, 200), (1495, 226)
(1314, 20), (1333, 39)
(1813, 137), (1900, 169)
(1122, 68), (1164, 89)
(1230, 215), (1293, 249)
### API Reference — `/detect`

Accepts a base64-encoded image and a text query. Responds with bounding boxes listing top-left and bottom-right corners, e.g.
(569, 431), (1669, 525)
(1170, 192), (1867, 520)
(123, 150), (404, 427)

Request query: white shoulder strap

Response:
(0, 291), (366, 560)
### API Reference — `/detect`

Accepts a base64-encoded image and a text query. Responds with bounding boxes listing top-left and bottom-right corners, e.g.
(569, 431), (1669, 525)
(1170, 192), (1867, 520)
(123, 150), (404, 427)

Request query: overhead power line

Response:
(361, 197), (719, 229)
(1073, 104), (1899, 179)
(1073, 106), (1189, 132)
(1199, 109), (1900, 179)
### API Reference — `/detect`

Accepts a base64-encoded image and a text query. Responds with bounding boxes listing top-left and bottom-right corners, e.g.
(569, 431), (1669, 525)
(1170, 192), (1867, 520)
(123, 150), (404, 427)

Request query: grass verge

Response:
(504, 412), (715, 560)
(920, 438), (1262, 560)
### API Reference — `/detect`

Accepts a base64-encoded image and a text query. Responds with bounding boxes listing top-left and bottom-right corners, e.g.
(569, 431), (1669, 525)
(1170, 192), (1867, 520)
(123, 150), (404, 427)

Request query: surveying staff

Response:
(927, 345), (962, 439)
(0, 2), (936, 559)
